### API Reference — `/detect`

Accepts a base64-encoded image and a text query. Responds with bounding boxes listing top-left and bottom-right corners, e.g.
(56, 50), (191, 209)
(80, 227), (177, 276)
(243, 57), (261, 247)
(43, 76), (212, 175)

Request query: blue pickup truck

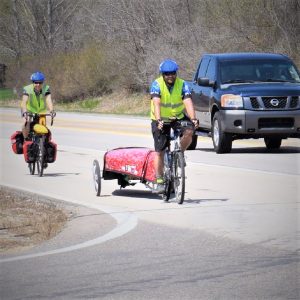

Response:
(187, 52), (300, 153)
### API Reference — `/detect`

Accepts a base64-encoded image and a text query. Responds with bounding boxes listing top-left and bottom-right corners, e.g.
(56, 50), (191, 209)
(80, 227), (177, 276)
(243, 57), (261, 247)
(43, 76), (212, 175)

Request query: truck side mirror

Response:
(197, 77), (215, 87)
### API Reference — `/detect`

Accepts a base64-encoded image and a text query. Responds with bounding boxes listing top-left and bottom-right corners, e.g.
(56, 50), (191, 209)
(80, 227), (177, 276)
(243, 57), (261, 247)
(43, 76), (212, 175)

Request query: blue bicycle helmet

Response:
(30, 71), (45, 82)
(159, 59), (179, 73)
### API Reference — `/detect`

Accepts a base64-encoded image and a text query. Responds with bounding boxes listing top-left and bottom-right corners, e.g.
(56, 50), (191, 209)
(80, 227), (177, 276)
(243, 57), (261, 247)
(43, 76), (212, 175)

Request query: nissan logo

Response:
(270, 98), (279, 106)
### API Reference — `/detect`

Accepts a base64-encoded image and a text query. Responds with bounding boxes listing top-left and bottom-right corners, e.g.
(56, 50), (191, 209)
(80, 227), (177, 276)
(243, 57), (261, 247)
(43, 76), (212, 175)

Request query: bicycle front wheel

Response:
(162, 151), (172, 202)
(162, 179), (172, 202)
(37, 136), (46, 177)
(172, 151), (185, 204)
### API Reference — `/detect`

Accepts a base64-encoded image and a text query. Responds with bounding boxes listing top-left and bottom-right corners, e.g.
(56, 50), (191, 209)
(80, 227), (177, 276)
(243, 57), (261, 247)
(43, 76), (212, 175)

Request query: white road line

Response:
(189, 161), (299, 177)
(0, 183), (138, 263)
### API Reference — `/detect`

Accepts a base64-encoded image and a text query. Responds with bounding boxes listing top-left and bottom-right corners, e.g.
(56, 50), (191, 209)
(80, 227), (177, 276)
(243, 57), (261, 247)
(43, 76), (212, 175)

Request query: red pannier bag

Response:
(104, 147), (156, 182)
(23, 141), (38, 163)
(45, 141), (57, 163)
(10, 131), (24, 154)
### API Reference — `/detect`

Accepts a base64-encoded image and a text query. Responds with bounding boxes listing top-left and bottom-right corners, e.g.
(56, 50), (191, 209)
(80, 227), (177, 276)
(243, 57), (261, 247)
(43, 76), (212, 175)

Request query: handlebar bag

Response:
(33, 124), (48, 134)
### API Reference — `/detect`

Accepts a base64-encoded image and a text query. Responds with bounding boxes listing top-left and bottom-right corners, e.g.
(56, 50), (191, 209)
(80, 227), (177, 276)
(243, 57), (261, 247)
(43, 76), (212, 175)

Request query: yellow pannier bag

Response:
(33, 124), (48, 134)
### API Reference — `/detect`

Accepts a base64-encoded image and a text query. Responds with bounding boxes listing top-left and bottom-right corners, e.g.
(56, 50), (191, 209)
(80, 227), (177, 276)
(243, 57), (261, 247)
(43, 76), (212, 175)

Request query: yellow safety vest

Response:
(23, 84), (49, 113)
(150, 76), (184, 120)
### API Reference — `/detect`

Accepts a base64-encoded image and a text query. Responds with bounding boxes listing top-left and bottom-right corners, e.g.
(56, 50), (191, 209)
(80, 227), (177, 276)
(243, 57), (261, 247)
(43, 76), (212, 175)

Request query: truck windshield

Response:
(220, 59), (300, 84)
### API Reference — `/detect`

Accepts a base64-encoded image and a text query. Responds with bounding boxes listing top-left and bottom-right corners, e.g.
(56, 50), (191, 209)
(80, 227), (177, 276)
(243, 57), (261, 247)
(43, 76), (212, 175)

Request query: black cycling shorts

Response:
(151, 115), (194, 152)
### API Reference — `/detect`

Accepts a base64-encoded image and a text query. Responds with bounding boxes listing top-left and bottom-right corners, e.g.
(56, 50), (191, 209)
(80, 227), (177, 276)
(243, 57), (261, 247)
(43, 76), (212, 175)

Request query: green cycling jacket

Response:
(23, 84), (50, 113)
(150, 76), (184, 120)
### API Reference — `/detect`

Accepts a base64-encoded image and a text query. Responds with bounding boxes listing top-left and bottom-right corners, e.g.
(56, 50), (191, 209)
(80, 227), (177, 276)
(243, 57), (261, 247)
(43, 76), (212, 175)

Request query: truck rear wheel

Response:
(264, 137), (282, 150)
(212, 112), (232, 154)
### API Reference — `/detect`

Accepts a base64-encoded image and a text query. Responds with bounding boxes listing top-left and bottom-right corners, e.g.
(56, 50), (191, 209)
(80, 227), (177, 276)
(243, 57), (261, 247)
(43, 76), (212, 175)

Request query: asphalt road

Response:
(1, 108), (299, 299)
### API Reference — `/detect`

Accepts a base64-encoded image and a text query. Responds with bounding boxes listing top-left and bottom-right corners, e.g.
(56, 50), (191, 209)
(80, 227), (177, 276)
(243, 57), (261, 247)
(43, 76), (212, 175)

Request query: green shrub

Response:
(46, 44), (114, 101)
(5, 43), (116, 102)
(79, 98), (100, 110)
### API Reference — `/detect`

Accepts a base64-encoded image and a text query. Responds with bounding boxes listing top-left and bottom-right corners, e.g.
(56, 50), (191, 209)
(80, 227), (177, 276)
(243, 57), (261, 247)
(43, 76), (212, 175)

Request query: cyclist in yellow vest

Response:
(21, 71), (55, 139)
(150, 59), (199, 193)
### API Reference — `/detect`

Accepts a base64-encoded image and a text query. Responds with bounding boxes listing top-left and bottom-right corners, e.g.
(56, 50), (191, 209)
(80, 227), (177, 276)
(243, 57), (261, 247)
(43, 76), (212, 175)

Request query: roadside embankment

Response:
(0, 186), (69, 254)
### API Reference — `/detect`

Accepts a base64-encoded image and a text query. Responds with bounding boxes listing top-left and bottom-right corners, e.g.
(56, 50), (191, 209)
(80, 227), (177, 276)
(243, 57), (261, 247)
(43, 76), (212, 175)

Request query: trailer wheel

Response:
(93, 159), (101, 196)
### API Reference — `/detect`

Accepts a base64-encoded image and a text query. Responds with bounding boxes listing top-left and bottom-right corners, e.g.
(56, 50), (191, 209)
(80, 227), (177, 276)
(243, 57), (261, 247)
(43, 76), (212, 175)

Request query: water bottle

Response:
(170, 128), (174, 140)
(170, 128), (175, 151)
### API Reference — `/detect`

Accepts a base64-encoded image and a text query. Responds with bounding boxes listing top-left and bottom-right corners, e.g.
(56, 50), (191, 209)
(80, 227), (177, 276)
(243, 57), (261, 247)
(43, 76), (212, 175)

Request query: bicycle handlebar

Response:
(158, 118), (194, 128)
(24, 112), (56, 126)
(26, 112), (56, 117)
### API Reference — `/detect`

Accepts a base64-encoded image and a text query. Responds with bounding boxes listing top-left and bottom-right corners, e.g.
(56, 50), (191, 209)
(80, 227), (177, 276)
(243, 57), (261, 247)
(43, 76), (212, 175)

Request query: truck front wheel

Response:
(264, 137), (282, 150)
(212, 112), (232, 153)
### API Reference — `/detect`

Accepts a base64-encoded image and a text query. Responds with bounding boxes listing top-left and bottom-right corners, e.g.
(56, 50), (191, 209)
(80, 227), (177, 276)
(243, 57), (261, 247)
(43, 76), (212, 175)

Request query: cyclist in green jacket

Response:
(150, 59), (199, 193)
(21, 71), (54, 139)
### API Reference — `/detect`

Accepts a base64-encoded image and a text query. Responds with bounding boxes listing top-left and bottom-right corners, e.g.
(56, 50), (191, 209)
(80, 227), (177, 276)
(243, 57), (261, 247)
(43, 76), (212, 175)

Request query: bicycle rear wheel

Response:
(28, 162), (35, 175)
(173, 151), (185, 204)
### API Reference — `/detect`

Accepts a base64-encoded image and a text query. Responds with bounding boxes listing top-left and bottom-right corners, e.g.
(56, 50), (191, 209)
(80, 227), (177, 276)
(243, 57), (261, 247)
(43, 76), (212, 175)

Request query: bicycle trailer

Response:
(92, 142), (186, 204)
(92, 147), (158, 196)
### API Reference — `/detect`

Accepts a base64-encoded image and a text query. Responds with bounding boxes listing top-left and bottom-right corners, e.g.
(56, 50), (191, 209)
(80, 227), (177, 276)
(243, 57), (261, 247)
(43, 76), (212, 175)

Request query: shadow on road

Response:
(112, 189), (163, 200)
(184, 198), (228, 204)
(29, 172), (81, 177)
(112, 189), (229, 204)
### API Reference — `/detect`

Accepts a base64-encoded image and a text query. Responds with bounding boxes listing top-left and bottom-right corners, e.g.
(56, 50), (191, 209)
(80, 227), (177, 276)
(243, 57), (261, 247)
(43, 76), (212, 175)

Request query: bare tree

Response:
(1, 0), (299, 97)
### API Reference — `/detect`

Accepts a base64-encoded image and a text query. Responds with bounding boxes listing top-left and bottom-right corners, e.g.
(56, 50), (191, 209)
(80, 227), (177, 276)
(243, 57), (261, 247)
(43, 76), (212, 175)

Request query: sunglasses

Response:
(162, 71), (176, 76)
(33, 82), (43, 85)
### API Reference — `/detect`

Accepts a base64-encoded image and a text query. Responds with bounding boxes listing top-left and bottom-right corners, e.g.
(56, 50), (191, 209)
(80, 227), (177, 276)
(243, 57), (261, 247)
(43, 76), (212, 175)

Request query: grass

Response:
(56, 90), (150, 116)
(0, 88), (15, 101)
(0, 89), (150, 116)
(79, 98), (100, 110)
